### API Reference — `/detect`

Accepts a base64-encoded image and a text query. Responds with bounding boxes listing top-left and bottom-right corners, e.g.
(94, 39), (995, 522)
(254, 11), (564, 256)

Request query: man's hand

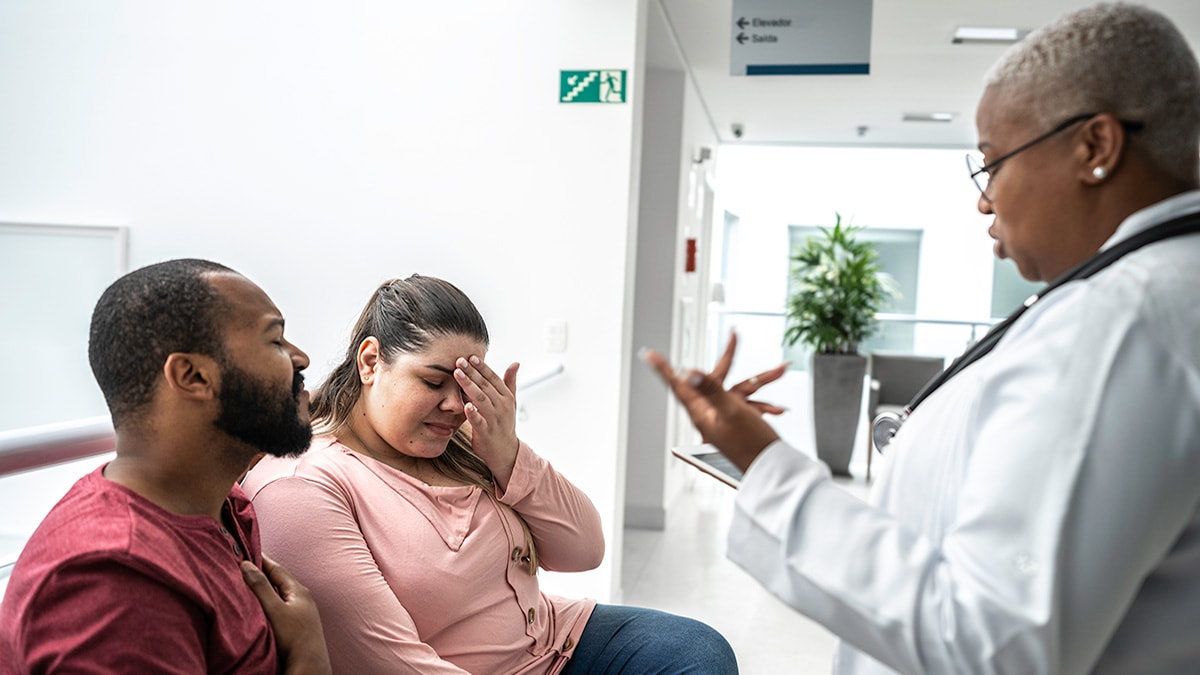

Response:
(641, 332), (784, 473)
(242, 555), (332, 675)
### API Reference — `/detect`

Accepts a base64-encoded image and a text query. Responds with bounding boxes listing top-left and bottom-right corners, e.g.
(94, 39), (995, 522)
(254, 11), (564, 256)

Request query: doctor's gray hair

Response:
(984, 2), (1200, 184)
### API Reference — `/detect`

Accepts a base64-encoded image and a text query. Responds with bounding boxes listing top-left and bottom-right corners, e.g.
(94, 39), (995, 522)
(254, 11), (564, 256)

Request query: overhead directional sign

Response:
(559, 70), (627, 103)
(730, 0), (873, 76)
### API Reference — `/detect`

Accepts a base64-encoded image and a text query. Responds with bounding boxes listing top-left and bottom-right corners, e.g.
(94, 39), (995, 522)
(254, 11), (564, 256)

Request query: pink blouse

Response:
(241, 437), (604, 674)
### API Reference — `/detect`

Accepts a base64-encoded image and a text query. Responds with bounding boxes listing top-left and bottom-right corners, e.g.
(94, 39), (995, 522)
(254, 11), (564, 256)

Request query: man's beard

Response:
(214, 361), (312, 458)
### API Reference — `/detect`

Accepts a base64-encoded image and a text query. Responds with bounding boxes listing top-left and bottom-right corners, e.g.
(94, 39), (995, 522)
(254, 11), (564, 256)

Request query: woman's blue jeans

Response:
(561, 604), (738, 674)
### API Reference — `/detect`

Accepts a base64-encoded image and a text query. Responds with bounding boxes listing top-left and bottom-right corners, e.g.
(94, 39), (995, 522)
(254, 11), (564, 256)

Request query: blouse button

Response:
(562, 636), (574, 651)
(511, 547), (521, 561)
(527, 607), (536, 624)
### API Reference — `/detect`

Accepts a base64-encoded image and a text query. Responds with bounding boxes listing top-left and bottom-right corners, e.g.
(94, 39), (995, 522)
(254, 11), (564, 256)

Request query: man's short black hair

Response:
(88, 258), (236, 427)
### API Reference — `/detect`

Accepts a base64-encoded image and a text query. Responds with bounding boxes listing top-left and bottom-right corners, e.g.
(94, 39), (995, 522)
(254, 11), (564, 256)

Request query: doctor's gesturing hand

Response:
(455, 355), (522, 489)
(642, 331), (787, 473)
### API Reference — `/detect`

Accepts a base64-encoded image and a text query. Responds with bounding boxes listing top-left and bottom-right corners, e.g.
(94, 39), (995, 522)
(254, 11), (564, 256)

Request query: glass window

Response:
(990, 257), (1041, 318)
(784, 225), (923, 370)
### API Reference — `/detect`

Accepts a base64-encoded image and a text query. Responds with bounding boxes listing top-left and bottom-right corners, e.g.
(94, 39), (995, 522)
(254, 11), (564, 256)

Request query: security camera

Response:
(731, 123), (744, 139)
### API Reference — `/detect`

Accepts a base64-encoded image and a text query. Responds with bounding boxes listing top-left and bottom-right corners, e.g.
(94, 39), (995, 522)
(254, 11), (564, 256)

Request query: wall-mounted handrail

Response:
(0, 416), (115, 478)
(517, 364), (564, 421)
(521, 363), (564, 391)
(0, 366), (567, 479)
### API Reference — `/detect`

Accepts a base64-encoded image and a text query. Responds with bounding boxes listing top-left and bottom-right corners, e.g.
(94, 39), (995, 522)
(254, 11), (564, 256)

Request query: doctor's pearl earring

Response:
(1093, 166), (1109, 180)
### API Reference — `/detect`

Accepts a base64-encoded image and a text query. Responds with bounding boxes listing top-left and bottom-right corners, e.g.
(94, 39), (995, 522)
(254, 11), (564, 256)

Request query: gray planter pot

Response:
(812, 352), (867, 476)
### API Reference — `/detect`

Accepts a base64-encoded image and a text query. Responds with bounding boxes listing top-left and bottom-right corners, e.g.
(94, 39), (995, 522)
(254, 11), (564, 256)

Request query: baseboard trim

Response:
(624, 505), (666, 530)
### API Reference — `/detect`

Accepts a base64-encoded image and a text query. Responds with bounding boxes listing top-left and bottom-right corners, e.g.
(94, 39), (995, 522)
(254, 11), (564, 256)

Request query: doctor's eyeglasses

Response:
(966, 113), (1144, 202)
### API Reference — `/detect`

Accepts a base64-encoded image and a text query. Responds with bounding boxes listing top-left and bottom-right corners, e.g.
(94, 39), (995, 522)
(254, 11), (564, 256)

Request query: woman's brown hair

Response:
(309, 274), (538, 572)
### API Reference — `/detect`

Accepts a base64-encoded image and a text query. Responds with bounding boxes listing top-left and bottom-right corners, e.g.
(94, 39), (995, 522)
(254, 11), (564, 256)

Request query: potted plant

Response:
(784, 213), (896, 476)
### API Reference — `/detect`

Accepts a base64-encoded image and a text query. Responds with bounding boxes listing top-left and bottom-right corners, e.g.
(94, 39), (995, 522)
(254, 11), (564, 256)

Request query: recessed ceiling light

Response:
(903, 112), (956, 123)
(952, 26), (1025, 44)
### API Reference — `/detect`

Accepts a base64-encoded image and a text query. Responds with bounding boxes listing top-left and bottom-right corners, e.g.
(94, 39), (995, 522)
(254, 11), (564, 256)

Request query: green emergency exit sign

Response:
(559, 70), (627, 103)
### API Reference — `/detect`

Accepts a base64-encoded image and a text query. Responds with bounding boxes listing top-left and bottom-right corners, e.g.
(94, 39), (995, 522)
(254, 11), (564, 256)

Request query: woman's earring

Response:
(1093, 166), (1108, 180)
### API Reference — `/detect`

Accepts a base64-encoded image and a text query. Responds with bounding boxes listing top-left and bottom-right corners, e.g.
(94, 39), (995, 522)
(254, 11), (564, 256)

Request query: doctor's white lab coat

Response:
(728, 191), (1200, 674)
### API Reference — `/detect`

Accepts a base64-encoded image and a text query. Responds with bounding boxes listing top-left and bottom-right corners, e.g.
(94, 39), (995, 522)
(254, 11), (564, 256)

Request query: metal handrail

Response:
(711, 309), (1000, 342)
(521, 363), (564, 391)
(0, 416), (115, 478)
(0, 364), (566, 479)
(712, 307), (998, 325)
(517, 364), (564, 421)
(874, 313), (999, 342)
(0, 417), (116, 600)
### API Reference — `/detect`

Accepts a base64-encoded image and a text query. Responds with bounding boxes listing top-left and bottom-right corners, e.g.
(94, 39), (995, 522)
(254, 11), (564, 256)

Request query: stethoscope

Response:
(871, 212), (1200, 453)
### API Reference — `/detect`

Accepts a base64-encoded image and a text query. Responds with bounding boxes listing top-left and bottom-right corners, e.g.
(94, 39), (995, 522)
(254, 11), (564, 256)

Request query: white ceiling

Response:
(652, 0), (1200, 148)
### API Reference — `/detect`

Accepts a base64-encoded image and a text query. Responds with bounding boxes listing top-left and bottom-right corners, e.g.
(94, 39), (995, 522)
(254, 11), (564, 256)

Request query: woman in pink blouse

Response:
(242, 275), (737, 674)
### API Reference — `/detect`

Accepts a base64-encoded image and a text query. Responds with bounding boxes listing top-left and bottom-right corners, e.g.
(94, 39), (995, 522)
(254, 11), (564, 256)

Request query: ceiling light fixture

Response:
(952, 26), (1025, 44)
(903, 112), (956, 123)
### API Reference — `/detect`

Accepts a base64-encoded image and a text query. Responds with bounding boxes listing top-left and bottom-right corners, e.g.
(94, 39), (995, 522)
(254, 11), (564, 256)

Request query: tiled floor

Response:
(621, 469), (870, 674)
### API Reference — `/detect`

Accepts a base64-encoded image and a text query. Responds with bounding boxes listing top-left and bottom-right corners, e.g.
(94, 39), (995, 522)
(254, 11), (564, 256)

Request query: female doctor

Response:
(645, 3), (1200, 673)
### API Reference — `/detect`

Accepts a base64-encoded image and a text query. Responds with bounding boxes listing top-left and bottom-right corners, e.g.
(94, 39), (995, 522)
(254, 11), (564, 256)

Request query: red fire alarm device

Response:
(685, 238), (697, 273)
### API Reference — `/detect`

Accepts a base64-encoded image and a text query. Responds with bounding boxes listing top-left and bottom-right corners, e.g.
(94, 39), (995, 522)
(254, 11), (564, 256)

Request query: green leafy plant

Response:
(783, 214), (898, 355)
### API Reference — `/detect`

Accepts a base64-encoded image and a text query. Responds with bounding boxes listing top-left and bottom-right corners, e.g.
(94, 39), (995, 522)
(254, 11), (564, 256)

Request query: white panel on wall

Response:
(0, 223), (127, 432)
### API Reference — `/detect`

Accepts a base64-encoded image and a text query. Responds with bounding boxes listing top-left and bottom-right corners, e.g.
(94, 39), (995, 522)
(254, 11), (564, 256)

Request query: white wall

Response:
(624, 65), (685, 531)
(660, 76), (722, 513)
(0, 0), (647, 602)
(623, 0), (721, 536)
